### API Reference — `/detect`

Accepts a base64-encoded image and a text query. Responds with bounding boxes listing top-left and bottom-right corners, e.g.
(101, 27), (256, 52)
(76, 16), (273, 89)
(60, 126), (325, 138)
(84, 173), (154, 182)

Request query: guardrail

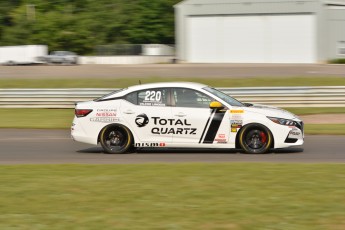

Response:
(0, 86), (345, 108)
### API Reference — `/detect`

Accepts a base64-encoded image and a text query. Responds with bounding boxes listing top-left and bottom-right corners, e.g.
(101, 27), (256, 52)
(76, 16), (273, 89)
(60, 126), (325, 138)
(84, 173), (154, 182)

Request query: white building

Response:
(174, 0), (345, 63)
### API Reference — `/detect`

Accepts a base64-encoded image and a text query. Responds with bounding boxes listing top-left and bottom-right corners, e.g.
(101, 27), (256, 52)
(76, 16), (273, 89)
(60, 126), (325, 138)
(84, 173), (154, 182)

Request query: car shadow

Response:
(269, 148), (304, 154)
(77, 147), (304, 155)
(77, 147), (104, 154)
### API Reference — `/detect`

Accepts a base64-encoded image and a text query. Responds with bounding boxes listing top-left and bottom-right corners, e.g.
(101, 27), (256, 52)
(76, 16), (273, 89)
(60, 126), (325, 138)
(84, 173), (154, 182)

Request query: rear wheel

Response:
(239, 123), (272, 154)
(100, 124), (133, 154)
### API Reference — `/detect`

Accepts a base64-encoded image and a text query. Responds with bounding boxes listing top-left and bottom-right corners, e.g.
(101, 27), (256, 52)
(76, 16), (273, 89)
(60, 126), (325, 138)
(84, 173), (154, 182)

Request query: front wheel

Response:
(239, 123), (273, 154)
(99, 124), (133, 154)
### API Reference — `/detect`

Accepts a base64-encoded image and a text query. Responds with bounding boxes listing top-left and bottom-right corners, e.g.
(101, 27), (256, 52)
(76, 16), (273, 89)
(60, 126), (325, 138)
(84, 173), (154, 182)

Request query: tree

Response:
(0, 0), (181, 54)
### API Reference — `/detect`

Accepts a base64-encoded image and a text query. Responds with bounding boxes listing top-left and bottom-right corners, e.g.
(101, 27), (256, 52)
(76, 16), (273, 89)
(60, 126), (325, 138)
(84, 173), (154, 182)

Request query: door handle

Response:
(123, 110), (134, 114)
(174, 112), (186, 117)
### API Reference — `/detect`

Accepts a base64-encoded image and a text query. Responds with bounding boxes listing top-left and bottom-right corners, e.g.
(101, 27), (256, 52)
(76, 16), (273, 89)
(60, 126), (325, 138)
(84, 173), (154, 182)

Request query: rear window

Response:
(94, 88), (126, 101)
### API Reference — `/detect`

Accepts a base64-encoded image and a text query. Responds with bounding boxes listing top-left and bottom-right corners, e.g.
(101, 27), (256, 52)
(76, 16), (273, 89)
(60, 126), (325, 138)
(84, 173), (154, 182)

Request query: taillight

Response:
(75, 109), (93, 118)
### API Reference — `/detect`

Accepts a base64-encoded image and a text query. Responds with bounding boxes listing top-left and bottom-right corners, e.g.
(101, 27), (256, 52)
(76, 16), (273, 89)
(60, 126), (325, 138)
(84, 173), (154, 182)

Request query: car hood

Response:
(242, 104), (300, 120)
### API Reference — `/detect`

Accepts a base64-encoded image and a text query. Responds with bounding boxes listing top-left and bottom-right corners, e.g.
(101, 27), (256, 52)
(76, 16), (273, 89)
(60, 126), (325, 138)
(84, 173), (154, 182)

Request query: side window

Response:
(137, 88), (168, 106)
(173, 88), (213, 108)
(125, 92), (138, 105)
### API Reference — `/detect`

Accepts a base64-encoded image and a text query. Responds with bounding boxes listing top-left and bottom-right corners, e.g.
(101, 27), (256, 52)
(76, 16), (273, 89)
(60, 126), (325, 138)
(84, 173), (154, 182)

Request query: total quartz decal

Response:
(135, 114), (197, 135)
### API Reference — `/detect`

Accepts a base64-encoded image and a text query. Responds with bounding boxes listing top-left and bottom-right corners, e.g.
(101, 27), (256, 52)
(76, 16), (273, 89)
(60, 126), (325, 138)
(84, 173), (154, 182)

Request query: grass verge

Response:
(0, 109), (73, 129)
(1, 76), (345, 88)
(286, 107), (345, 115)
(0, 163), (345, 230)
(305, 124), (345, 135)
(0, 109), (344, 134)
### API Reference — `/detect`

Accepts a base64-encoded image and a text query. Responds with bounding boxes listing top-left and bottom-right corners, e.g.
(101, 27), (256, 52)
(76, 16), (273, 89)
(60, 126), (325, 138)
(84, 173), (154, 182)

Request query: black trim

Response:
(203, 110), (226, 144)
(167, 88), (172, 106)
(199, 109), (215, 143)
(296, 121), (304, 134)
(285, 137), (298, 143)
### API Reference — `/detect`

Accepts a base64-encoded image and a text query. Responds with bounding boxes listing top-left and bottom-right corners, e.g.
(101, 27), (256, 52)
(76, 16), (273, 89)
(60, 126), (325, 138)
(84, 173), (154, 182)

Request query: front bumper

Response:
(271, 121), (304, 148)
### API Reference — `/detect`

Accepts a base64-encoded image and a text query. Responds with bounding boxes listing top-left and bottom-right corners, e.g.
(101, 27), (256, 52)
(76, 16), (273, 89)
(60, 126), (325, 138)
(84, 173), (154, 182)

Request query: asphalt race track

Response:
(1, 64), (344, 164)
(0, 129), (344, 164)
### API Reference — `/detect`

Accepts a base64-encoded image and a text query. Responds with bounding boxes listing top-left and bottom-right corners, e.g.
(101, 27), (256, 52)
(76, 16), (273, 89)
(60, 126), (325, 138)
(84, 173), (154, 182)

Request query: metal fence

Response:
(0, 86), (345, 108)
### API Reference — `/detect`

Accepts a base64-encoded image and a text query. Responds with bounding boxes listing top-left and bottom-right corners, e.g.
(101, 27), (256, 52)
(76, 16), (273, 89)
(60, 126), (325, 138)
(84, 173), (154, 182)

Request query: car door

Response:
(170, 88), (231, 145)
(120, 88), (172, 145)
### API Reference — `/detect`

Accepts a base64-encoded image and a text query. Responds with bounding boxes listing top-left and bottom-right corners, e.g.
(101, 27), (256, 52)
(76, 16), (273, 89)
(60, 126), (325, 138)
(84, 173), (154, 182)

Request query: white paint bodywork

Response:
(71, 82), (304, 150)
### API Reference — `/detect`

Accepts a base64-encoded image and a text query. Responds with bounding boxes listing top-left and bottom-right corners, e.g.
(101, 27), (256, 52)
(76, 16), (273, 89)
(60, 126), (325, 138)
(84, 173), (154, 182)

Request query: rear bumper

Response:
(71, 121), (98, 145)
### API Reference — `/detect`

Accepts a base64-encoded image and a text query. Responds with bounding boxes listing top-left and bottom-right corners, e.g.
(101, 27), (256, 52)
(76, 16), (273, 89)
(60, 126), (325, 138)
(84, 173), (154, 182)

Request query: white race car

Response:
(71, 82), (304, 154)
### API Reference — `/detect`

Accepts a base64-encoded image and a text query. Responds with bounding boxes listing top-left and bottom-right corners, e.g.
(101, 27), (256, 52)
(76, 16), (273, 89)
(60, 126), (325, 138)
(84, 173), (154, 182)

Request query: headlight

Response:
(267, 117), (297, 127)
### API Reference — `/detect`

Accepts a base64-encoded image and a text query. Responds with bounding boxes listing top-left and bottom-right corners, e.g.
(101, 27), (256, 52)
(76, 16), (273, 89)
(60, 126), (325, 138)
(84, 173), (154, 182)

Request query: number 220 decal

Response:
(144, 91), (162, 102)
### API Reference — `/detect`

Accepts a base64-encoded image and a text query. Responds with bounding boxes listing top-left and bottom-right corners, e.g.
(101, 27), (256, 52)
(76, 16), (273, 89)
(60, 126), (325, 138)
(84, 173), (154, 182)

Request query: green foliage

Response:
(0, 0), (180, 54)
(328, 58), (345, 64)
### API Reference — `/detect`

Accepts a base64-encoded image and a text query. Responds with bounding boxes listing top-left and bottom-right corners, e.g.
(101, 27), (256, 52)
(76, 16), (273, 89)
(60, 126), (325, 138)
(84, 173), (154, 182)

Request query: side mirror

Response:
(209, 101), (224, 110)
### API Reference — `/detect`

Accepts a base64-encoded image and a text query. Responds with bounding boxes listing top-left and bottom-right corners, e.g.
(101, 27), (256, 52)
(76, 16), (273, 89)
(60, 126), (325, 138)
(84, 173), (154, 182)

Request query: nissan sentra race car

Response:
(71, 82), (304, 154)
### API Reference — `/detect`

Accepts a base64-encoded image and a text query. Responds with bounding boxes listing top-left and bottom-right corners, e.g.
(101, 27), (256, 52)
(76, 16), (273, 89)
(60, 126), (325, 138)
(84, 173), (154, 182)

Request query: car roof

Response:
(99, 82), (210, 100)
(127, 82), (208, 91)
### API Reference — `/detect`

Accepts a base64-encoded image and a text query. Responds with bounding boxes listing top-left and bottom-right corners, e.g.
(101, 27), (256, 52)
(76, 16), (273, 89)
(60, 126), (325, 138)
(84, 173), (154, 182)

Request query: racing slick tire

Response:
(238, 123), (273, 154)
(99, 124), (133, 154)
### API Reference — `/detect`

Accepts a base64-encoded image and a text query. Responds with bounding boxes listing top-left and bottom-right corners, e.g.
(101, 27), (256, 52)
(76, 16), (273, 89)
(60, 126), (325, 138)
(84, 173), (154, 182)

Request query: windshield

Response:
(203, 87), (244, 107)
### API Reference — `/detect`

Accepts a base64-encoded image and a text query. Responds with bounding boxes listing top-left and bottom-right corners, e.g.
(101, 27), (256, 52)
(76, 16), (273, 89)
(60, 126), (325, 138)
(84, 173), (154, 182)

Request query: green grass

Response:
(0, 109), (73, 129)
(0, 109), (345, 134)
(0, 163), (345, 230)
(1, 76), (345, 88)
(305, 124), (345, 135)
(286, 107), (345, 115)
